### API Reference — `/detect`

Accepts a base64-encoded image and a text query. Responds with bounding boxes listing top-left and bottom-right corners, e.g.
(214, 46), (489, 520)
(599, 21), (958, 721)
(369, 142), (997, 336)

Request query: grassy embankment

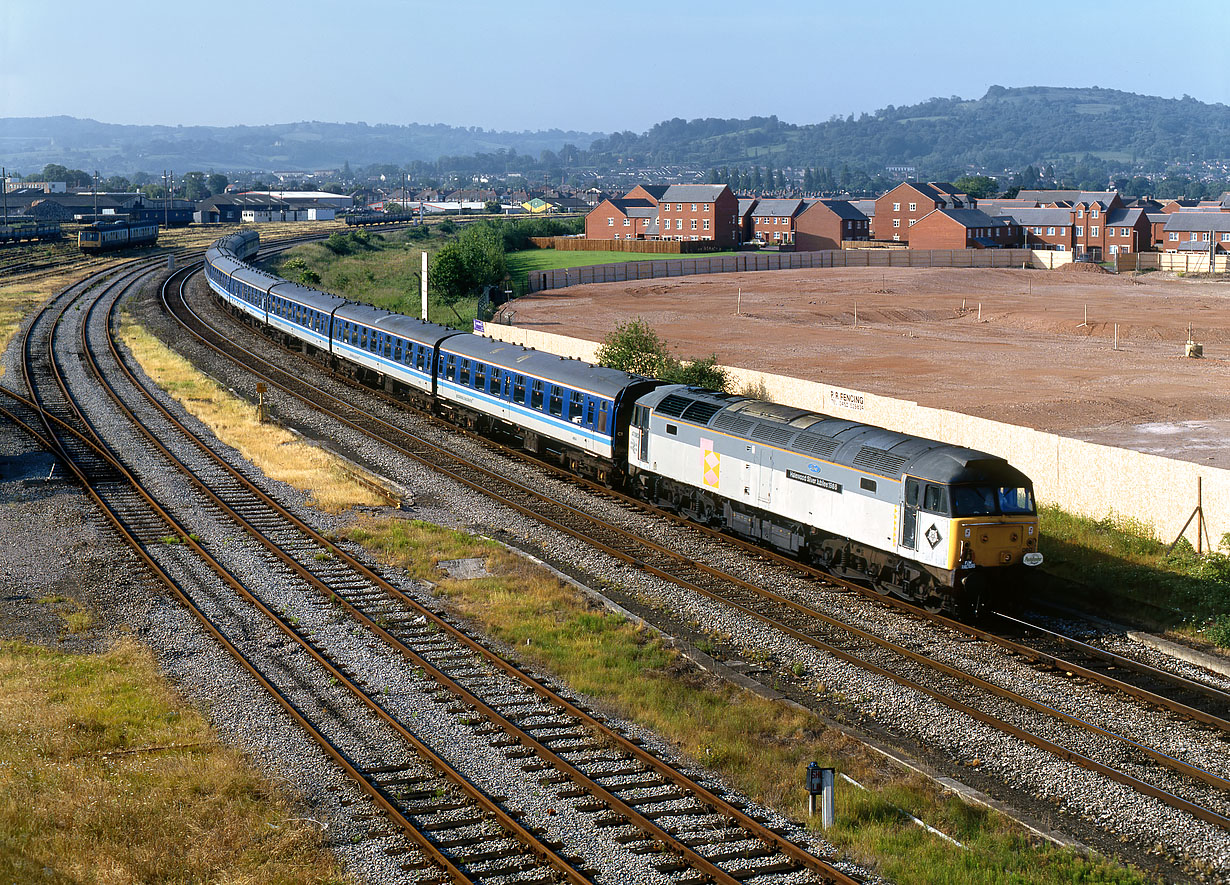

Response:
(0, 639), (351, 884)
(104, 313), (1154, 884)
(504, 247), (740, 291)
(1040, 506), (1230, 647)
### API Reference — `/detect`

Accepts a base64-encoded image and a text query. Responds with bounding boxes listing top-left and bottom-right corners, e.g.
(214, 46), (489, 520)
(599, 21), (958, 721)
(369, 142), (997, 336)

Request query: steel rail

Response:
(141, 262), (861, 883)
(169, 262), (1230, 818)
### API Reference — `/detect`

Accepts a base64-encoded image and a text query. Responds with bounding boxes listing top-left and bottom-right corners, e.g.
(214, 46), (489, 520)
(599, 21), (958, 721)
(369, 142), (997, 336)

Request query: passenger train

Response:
(206, 230), (1042, 615)
(79, 219), (159, 253)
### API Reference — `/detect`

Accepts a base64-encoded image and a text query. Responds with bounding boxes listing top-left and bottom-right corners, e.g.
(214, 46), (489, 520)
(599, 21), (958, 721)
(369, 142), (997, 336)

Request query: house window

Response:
(1120, 227), (1130, 237)
(691, 203), (697, 211)
(892, 202), (900, 211)
(676, 203), (682, 210)
(892, 219), (900, 228)
(676, 218), (683, 230)
(690, 219), (697, 230)
(1222, 233), (1230, 242)
(908, 202), (916, 211)
(893, 234), (900, 241)
(703, 219), (710, 230)
(623, 218), (630, 226)
(607, 217), (613, 226)
(1046, 227), (1055, 236)
(662, 203), (670, 212)
(1077, 209), (1084, 218)
(1169, 232), (1179, 241)
(1090, 226), (1099, 237)
(1202, 232), (1211, 241)
(1091, 209), (1099, 218)
(1075, 226), (1083, 236)
(908, 218), (916, 226)
(704, 203), (711, 212)
(1192, 232), (1200, 241)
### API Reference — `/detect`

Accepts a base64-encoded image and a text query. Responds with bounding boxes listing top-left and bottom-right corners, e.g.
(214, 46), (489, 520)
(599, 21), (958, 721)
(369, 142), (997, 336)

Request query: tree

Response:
(668, 355), (728, 390)
(140, 184), (166, 201)
(207, 173), (229, 195)
(182, 171), (210, 200)
(952, 174), (999, 199)
(596, 318), (672, 378)
(485, 200), (502, 214)
(429, 243), (470, 303)
(102, 175), (131, 192)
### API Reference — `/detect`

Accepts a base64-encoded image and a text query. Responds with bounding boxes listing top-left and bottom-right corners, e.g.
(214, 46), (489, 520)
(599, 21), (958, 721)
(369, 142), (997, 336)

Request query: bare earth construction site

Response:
(507, 265), (1230, 469)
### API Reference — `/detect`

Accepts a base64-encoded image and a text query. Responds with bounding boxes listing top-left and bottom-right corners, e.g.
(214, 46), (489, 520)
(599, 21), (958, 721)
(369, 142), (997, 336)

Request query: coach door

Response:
(901, 477), (920, 549)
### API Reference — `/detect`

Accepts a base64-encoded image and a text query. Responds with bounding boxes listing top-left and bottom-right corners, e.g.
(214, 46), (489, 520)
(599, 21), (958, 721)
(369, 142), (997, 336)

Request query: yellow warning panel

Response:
(701, 438), (720, 488)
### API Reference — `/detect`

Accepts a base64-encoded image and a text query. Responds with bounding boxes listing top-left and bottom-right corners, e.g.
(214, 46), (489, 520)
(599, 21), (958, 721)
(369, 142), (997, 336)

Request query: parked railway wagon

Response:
(78, 219), (158, 253)
(204, 232), (1042, 615)
(0, 218), (61, 245)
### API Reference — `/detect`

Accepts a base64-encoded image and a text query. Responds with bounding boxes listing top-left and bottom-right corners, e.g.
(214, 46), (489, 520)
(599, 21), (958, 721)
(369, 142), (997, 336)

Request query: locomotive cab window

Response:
(922, 484), (950, 515)
(953, 485), (1035, 516)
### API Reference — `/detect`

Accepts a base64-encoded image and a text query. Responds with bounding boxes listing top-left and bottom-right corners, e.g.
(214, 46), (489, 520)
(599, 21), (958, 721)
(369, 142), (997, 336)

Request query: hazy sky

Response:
(4, 0), (1228, 133)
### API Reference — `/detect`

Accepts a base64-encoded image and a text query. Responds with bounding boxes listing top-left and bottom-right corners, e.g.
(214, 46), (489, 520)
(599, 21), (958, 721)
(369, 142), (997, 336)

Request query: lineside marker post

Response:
(420, 251), (428, 320)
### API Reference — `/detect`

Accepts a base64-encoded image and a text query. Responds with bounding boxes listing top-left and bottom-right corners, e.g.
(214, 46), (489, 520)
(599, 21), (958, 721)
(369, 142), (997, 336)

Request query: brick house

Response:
(1161, 213), (1230, 252)
(737, 198), (757, 243)
(1004, 207), (1073, 250)
(794, 200), (870, 251)
(873, 182), (973, 244)
(907, 208), (1019, 250)
(1100, 207), (1150, 255)
(749, 198), (805, 244)
(583, 197), (657, 240)
(1147, 212), (1170, 250)
(657, 184), (738, 244)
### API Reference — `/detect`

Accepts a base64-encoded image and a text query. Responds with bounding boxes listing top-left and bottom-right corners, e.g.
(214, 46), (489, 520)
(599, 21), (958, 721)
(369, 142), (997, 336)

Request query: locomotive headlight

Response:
(1010, 532), (1019, 542)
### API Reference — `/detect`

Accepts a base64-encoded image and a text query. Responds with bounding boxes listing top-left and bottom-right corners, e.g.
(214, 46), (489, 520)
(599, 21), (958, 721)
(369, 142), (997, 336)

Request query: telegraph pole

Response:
(2, 166), (8, 221)
(93, 171), (99, 224)
(166, 169), (172, 228)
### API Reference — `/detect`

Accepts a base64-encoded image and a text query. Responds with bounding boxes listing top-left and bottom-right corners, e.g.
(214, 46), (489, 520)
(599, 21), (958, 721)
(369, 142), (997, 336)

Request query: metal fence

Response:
(527, 248), (1041, 292)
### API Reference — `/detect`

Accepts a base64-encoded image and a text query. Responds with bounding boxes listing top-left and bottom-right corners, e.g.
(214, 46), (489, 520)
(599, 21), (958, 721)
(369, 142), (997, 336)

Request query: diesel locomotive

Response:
(205, 230), (1041, 615)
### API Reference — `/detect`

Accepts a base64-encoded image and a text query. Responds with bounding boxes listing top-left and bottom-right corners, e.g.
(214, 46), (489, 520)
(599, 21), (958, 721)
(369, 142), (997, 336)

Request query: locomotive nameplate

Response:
(787, 469), (840, 493)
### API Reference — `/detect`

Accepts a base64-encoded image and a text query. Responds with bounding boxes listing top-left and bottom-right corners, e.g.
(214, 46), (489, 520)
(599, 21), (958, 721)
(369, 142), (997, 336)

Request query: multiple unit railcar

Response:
(78, 219), (158, 253)
(0, 218), (61, 245)
(204, 233), (1042, 614)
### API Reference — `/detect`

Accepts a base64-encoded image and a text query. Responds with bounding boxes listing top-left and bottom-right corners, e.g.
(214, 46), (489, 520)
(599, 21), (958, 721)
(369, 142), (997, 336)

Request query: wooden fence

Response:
(1111, 252), (1229, 274)
(527, 248), (1052, 292)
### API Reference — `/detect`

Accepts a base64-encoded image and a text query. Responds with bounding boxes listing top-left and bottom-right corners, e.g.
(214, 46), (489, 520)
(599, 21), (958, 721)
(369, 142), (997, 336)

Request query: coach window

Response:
(384, 335), (392, 358)
(531, 380), (544, 410)
(597, 402), (609, 434)
(548, 386), (563, 417)
(436, 353), (446, 376)
(568, 391), (582, 422)
(489, 367), (501, 395)
(446, 355), (456, 381)
(475, 362), (487, 391)
(922, 484), (950, 515)
(458, 359), (470, 386)
(513, 374), (525, 403)
(361, 328), (369, 349)
(585, 400), (595, 426)
(393, 338), (403, 362)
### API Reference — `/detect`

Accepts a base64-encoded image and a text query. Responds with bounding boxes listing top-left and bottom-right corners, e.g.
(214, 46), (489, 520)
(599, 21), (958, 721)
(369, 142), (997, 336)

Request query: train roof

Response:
(333, 301), (461, 347)
(228, 261), (288, 294)
(268, 280), (349, 312)
(442, 335), (650, 398)
(638, 385), (1029, 486)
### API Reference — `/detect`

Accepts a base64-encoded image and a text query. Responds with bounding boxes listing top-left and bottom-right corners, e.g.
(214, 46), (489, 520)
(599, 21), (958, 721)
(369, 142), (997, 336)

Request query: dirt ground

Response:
(503, 265), (1230, 469)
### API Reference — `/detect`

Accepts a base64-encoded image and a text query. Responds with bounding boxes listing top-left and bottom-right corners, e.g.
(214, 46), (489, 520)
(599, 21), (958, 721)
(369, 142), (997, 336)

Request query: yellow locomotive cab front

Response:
(949, 517), (1040, 569)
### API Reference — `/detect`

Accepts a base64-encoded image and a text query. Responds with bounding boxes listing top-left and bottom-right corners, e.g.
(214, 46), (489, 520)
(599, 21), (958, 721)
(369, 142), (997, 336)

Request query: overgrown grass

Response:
(119, 319), (388, 513)
(0, 638), (349, 884)
(266, 227), (474, 323)
(0, 271), (87, 378)
(338, 517), (1149, 884)
(1040, 505), (1230, 645)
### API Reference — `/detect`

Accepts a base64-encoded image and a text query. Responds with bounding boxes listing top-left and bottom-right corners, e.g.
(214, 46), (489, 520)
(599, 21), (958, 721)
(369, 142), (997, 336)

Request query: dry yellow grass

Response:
(119, 319), (386, 513)
(0, 270), (96, 379)
(0, 638), (350, 884)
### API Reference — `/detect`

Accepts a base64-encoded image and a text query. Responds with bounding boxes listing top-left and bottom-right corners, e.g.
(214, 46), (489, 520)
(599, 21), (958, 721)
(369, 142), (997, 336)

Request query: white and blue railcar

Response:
(265, 280), (349, 353)
(434, 335), (659, 480)
(330, 302), (460, 396)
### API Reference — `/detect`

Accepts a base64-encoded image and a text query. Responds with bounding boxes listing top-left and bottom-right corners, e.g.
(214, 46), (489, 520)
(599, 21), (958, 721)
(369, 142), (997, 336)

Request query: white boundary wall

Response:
(485, 324), (1227, 547)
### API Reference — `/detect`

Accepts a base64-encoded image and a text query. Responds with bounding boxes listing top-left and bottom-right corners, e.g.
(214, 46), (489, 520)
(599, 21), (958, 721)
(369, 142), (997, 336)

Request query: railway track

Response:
(160, 259), (1230, 860)
(5, 258), (865, 883)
